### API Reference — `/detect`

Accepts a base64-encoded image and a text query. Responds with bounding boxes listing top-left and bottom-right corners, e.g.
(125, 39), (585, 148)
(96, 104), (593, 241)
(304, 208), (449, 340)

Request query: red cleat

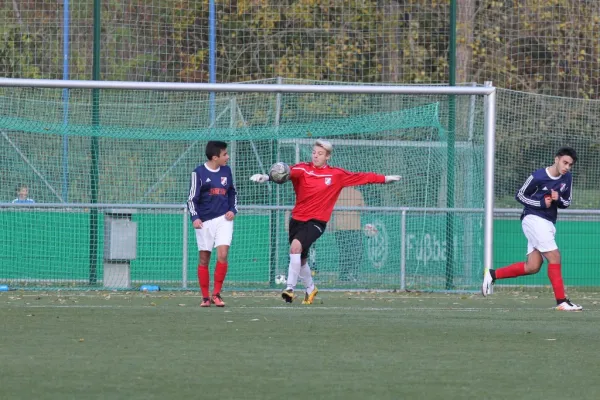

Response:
(211, 293), (225, 307)
(200, 298), (211, 307)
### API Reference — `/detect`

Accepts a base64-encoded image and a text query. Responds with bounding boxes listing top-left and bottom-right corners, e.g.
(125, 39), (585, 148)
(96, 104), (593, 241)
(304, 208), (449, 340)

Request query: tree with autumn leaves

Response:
(1, 0), (599, 99)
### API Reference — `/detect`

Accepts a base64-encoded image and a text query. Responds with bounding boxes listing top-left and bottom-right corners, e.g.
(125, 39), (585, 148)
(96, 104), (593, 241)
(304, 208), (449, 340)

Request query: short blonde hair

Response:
(314, 139), (333, 154)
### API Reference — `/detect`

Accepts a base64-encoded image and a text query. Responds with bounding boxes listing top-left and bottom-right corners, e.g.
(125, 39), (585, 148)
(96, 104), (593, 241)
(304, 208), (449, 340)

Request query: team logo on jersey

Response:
(206, 178), (211, 183)
(221, 177), (227, 186)
(560, 183), (567, 192)
(324, 177), (332, 186)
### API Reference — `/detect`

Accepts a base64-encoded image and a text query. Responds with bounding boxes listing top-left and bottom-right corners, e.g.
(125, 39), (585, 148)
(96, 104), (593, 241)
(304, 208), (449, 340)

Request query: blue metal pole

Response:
(208, 0), (216, 125)
(62, 0), (70, 202)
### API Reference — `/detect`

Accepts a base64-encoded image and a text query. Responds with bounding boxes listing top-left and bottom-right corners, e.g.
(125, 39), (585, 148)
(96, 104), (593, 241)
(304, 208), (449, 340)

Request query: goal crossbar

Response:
(0, 78), (495, 95)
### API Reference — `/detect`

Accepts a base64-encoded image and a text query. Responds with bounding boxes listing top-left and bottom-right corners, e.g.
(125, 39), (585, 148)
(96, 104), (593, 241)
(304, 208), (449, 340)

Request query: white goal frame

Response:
(0, 77), (497, 281)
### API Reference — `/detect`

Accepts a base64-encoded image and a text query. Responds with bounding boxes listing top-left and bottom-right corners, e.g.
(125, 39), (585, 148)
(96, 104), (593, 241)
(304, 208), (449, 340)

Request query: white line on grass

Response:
(3, 304), (592, 312)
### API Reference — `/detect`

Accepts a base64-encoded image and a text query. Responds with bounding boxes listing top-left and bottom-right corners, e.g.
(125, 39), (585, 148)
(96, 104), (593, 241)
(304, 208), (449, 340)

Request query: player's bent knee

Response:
(289, 239), (303, 254)
(215, 246), (229, 260)
(526, 266), (541, 275)
(543, 251), (561, 264)
(524, 261), (542, 274)
(199, 252), (212, 266)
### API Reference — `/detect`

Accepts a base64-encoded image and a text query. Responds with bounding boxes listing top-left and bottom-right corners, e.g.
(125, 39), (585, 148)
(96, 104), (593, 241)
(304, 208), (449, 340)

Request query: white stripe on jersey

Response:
(517, 175), (541, 207)
(187, 172), (201, 218)
(232, 190), (238, 213)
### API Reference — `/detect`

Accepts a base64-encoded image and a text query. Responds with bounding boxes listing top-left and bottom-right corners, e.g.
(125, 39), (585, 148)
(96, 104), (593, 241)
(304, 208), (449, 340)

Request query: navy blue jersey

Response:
(515, 167), (572, 224)
(187, 163), (237, 222)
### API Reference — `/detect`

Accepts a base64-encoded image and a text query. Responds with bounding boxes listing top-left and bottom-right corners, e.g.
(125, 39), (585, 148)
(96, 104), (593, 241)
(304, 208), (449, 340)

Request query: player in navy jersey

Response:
(188, 141), (237, 307)
(250, 139), (401, 304)
(482, 147), (582, 311)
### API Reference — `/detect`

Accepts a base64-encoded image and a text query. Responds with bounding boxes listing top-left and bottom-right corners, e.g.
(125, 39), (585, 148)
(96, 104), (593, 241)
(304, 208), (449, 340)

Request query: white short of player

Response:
(194, 215), (233, 251)
(521, 214), (557, 255)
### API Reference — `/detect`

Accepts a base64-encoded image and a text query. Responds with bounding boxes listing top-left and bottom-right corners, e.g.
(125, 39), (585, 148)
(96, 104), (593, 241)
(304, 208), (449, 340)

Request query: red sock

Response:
(213, 261), (228, 295)
(198, 265), (209, 298)
(495, 262), (526, 279)
(547, 263), (565, 300)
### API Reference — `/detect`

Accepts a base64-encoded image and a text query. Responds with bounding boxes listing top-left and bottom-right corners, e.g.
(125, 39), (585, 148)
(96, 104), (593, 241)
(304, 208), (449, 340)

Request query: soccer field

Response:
(1, 290), (599, 400)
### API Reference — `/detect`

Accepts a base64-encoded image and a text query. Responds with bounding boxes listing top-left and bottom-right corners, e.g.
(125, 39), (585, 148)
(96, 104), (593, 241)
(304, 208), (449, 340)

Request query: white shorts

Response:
(194, 215), (234, 252)
(521, 214), (557, 255)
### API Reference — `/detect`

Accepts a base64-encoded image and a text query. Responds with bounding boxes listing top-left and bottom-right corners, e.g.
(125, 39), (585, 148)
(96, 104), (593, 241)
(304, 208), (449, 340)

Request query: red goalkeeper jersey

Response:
(289, 162), (386, 222)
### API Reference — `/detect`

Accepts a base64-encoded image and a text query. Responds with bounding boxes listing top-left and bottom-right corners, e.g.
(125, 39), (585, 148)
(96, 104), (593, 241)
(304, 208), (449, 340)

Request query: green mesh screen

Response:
(0, 86), (486, 291)
(492, 89), (600, 291)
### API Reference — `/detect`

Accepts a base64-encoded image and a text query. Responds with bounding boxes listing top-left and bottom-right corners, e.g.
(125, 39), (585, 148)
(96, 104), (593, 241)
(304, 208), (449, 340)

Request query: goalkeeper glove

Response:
(250, 174), (270, 183)
(384, 175), (401, 183)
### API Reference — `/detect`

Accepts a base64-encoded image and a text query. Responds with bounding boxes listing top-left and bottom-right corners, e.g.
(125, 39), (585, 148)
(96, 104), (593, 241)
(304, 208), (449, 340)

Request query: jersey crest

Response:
(221, 177), (228, 186)
(324, 177), (332, 186)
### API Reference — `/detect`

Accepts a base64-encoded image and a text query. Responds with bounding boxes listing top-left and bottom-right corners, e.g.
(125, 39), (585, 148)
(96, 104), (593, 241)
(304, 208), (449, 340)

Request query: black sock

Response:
(556, 298), (566, 305)
(490, 269), (497, 281)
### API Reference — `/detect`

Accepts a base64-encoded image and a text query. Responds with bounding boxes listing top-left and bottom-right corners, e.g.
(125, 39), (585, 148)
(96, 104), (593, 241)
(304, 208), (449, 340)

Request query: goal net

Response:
(0, 81), (494, 291)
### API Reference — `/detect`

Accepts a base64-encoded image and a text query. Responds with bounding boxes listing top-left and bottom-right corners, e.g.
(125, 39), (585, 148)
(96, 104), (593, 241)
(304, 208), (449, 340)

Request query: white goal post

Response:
(0, 77), (496, 290)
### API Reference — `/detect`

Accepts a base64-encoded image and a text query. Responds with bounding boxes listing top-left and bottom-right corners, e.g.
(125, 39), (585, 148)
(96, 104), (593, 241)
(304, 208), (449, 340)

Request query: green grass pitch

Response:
(1, 290), (599, 399)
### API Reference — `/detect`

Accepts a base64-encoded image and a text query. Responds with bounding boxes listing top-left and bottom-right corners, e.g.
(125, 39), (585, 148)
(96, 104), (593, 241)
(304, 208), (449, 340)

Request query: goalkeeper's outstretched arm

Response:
(340, 170), (402, 187)
(251, 172), (401, 184)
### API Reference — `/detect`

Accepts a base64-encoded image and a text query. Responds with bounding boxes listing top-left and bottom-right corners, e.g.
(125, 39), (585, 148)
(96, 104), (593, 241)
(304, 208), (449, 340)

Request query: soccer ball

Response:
(363, 223), (378, 237)
(275, 275), (287, 285)
(268, 162), (291, 184)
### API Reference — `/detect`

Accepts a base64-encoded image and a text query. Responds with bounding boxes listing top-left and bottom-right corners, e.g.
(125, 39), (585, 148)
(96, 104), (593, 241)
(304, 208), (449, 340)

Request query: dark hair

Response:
(205, 141), (228, 160)
(555, 147), (578, 163)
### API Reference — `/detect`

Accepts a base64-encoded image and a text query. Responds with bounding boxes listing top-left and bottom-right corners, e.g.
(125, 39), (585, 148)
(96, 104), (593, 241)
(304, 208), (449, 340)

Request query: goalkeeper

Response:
(250, 139), (400, 304)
